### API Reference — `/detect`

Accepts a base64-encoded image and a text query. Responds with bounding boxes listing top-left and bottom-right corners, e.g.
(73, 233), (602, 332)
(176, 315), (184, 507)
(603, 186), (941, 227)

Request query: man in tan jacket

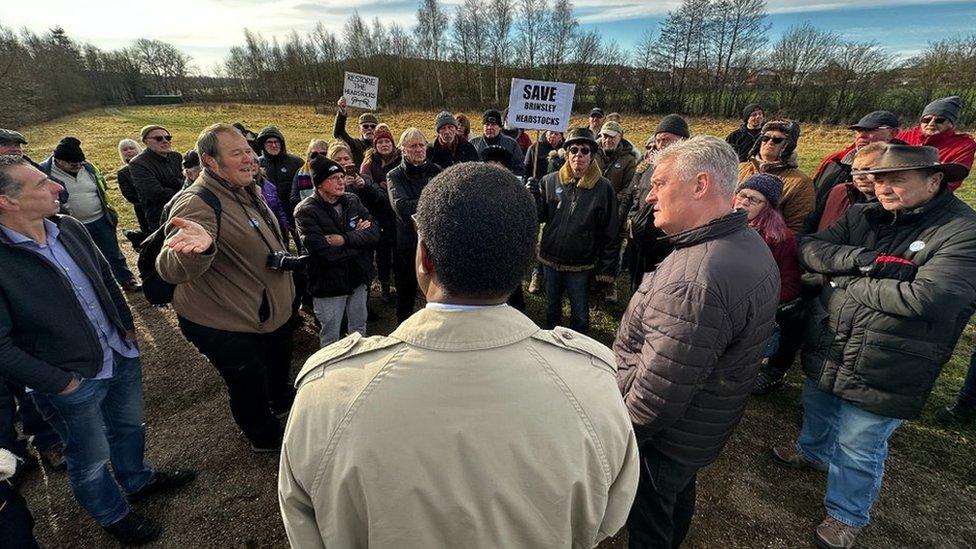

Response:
(279, 162), (639, 548)
(157, 123), (297, 453)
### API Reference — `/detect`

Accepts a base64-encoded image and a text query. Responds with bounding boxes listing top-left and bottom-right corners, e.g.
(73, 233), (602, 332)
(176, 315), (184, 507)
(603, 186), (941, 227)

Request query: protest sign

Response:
(343, 71), (379, 110)
(506, 78), (576, 133)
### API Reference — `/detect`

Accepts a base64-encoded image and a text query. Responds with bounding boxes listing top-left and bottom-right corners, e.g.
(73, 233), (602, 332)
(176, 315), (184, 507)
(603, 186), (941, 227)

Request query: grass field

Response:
(16, 104), (976, 547)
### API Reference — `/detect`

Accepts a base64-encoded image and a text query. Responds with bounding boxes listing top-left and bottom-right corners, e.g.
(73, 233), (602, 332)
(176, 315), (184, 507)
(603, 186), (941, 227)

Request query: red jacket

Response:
(813, 143), (856, 181)
(897, 127), (975, 191)
(768, 234), (800, 304)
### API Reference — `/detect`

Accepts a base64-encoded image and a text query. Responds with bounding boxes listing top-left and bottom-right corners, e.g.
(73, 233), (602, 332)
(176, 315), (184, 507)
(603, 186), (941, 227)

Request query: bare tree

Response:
(542, 0), (577, 81)
(485, 0), (515, 103)
(514, 0), (549, 76)
(415, 0), (449, 104)
(768, 23), (840, 115)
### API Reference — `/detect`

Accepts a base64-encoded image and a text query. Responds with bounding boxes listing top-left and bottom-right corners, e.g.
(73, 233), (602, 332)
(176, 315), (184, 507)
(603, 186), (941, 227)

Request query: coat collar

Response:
(390, 305), (540, 351)
(558, 160), (602, 190)
(666, 210), (749, 249)
(866, 184), (954, 225)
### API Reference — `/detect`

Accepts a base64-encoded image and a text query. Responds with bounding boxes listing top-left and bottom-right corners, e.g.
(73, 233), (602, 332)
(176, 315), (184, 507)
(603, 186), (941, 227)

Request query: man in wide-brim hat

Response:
(772, 143), (975, 549)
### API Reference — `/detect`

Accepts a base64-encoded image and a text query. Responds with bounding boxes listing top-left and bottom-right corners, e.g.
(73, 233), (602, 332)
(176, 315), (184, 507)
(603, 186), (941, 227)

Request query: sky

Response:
(2, 0), (974, 73)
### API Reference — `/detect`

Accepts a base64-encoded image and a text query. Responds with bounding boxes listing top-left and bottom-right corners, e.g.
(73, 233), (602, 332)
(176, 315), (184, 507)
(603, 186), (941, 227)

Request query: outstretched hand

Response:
(167, 217), (214, 254)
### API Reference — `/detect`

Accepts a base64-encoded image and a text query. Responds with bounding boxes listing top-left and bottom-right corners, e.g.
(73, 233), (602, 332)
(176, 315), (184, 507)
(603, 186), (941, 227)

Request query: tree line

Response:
(2, 0), (975, 129)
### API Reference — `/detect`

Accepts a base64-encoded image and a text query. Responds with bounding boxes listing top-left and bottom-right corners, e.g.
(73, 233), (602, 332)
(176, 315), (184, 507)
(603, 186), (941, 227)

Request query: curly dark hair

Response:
(415, 162), (538, 298)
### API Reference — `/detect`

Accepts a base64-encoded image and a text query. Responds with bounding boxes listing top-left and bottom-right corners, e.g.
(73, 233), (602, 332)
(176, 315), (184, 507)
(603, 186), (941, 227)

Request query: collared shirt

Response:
(0, 219), (138, 381)
(425, 302), (509, 312)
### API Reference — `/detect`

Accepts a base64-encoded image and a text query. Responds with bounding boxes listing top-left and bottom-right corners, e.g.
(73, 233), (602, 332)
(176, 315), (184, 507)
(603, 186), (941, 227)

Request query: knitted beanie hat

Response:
(740, 173), (783, 209)
(53, 137), (85, 163)
(372, 127), (395, 146)
(310, 156), (344, 187)
(435, 111), (458, 132)
(922, 96), (964, 124)
(654, 114), (690, 139)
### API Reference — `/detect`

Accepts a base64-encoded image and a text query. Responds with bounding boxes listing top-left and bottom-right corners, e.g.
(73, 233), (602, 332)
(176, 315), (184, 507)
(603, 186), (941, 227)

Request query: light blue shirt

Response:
(425, 302), (510, 312)
(0, 219), (138, 381)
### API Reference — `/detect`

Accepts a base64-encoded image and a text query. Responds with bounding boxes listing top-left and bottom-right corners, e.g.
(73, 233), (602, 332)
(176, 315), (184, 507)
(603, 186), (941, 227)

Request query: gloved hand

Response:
(856, 251), (917, 281)
(525, 177), (540, 194)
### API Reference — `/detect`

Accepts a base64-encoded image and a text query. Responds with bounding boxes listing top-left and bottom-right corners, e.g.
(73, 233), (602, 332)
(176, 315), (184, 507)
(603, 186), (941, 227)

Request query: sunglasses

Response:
(150, 135), (173, 142)
(568, 146), (592, 155)
(760, 135), (785, 144)
(361, 124), (377, 130)
(920, 116), (948, 124)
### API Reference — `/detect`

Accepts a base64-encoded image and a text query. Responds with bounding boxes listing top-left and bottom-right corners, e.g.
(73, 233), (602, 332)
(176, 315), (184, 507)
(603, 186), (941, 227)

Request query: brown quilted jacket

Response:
(614, 211), (779, 467)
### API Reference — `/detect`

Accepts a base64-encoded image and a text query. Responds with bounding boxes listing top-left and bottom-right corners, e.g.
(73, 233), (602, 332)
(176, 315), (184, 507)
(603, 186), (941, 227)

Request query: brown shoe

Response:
(528, 271), (544, 295)
(771, 445), (828, 472)
(815, 516), (861, 549)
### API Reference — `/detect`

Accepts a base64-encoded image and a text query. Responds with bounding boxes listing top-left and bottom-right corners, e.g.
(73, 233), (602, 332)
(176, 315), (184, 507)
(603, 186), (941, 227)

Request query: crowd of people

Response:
(0, 93), (975, 549)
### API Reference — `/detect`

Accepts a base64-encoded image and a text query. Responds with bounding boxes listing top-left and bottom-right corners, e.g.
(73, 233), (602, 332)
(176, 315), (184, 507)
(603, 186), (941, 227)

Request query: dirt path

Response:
(19, 268), (976, 548)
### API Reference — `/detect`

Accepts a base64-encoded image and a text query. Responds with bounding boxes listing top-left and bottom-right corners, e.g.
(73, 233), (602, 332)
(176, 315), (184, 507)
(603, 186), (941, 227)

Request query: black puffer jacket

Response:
(799, 187), (976, 419)
(615, 211), (779, 467)
(257, 127), (305, 219)
(295, 192), (380, 297)
(534, 161), (619, 281)
(387, 159), (442, 251)
(426, 138), (479, 170)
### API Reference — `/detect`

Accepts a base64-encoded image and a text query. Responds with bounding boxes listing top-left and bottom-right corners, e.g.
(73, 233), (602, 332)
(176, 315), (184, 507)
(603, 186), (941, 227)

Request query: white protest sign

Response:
(343, 71), (379, 110)
(506, 78), (576, 133)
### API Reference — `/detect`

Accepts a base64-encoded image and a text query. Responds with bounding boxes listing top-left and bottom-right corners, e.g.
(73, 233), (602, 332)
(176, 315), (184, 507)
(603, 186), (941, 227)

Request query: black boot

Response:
(935, 400), (976, 426)
(103, 512), (161, 546)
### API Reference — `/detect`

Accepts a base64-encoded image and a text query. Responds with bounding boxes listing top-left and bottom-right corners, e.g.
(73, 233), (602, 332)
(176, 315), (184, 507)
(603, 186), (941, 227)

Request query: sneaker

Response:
(103, 511), (161, 546)
(528, 272), (544, 295)
(814, 516), (861, 549)
(771, 446), (828, 472)
(752, 367), (787, 396)
(121, 279), (143, 293)
(935, 400), (976, 426)
(38, 444), (67, 471)
(250, 440), (282, 454)
(128, 469), (197, 503)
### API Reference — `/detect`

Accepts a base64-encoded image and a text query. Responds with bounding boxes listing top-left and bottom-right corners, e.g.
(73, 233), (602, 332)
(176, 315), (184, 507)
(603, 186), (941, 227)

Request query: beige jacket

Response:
(157, 171), (295, 333)
(278, 305), (639, 548)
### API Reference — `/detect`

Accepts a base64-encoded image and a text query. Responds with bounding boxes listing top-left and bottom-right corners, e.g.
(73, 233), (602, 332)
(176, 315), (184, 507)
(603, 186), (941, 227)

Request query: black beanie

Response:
(310, 156), (344, 187)
(922, 96), (964, 125)
(53, 136), (85, 163)
(483, 109), (503, 125)
(741, 103), (763, 123)
(182, 150), (200, 169)
(654, 114), (690, 139)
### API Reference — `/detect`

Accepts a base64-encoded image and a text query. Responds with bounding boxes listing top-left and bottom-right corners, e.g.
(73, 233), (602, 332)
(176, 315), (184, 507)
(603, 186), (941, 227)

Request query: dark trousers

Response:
(133, 203), (149, 234)
(178, 317), (295, 446)
(0, 481), (39, 549)
(83, 215), (135, 284)
(959, 349), (976, 407)
(627, 447), (699, 549)
(0, 381), (61, 457)
(766, 305), (805, 376)
(376, 242), (394, 286)
(394, 249), (419, 324)
(543, 266), (590, 334)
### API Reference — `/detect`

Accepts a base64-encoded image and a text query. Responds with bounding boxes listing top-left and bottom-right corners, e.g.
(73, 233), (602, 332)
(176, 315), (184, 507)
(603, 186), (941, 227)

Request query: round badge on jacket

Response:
(281, 167), (287, 173)
(909, 240), (926, 252)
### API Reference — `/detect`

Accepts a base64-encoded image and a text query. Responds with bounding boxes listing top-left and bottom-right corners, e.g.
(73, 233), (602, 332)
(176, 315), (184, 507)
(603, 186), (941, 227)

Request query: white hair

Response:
(117, 138), (141, 161)
(653, 136), (739, 198)
(398, 127), (427, 148)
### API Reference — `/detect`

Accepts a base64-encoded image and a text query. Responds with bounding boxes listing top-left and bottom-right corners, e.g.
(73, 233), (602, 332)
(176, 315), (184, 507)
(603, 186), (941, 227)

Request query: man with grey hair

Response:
(158, 123), (298, 453)
(613, 136), (779, 547)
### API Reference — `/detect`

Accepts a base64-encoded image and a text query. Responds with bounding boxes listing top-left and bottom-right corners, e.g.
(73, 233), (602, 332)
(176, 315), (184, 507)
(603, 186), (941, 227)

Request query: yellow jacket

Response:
(278, 305), (639, 548)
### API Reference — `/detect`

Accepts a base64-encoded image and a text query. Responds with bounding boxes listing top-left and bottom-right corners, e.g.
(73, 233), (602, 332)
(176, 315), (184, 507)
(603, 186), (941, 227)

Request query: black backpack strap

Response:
(184, 186), (222, 240)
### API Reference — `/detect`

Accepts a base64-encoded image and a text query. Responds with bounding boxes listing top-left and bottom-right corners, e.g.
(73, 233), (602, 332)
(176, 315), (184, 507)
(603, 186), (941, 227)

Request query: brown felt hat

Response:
(853, 144), (969, 182)
(140, 124), (169, 141)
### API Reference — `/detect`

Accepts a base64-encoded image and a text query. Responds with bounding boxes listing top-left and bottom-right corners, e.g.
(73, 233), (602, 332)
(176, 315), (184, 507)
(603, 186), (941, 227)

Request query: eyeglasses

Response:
(568, 146), (591, 156)
(150, 135), (173, 142)
(920, 116), (948, 125)
(735, 193), (766, 206)
(760, 135), (785, 144)
(361, 124), (376, 130)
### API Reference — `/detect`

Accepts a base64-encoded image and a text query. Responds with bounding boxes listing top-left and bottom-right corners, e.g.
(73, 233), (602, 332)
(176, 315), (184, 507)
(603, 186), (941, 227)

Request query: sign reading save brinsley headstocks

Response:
(506, 78), (576, 133)
(343, 71), (379, 110)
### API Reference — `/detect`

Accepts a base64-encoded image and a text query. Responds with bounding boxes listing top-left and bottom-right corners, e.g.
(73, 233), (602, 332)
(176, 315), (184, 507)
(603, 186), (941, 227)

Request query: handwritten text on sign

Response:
(506, 78), (576, 133)
(343, 72), (379, 110)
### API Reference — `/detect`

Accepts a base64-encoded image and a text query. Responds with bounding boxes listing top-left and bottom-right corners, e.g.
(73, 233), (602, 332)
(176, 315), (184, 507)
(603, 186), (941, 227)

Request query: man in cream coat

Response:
(279, 162), (638, 548)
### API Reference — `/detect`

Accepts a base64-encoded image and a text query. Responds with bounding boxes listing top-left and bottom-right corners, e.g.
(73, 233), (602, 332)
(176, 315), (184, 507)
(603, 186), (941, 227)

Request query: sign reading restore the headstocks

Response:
(343, 72), (379, 110)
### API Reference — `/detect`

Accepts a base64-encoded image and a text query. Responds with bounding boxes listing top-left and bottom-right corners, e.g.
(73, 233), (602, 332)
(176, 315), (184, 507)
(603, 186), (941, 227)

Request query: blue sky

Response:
(4, 0), (974, 72)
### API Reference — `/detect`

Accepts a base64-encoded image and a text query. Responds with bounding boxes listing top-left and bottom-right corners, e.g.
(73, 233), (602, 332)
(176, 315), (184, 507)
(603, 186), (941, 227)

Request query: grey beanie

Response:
(922, 96), (964, 124)
(435, 111), (458, 132)
(654, 114), (690, 139)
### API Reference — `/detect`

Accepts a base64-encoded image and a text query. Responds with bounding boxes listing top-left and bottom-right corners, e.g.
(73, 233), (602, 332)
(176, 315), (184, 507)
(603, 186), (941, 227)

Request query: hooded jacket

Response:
(615, 210), (779, 467)
(535, 161), (619, 280)
(257, 127), (305, 215)
(739, 154), (814, 234)
(295, 192), (380, 297)
(799, 187), (976, 419)
(896, 127), (975, 190)
(279, 306), (639, 549)
(725, 103), (764, 162)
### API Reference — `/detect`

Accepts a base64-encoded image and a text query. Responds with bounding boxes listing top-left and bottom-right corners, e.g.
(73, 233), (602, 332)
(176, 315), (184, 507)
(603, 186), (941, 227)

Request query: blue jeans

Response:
(797, 380), (902, 527)
(543, 266), (590, 334)
(84, 215), (135, 284)
(958, 349), (976, 407)
(31, 353), (154, 527)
